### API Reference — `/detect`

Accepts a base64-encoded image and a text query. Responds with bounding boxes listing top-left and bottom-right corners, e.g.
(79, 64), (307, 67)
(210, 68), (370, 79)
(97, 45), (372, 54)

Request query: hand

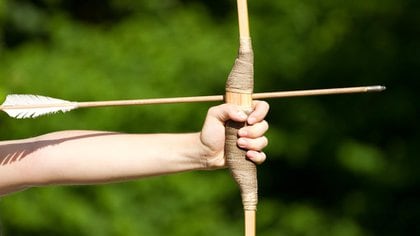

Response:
(199, 101), (269, 169)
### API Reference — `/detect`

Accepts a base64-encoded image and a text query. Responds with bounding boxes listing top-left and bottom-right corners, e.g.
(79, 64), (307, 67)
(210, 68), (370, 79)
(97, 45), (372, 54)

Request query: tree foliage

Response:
(0, 0), (419, 235)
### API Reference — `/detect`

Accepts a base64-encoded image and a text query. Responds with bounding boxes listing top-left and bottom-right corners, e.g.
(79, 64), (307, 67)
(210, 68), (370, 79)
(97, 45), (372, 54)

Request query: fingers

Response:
(248, 101), (270, 125)
(237, 134), (268, 165)
(238, 120), (269, 138)
(201, 101), (270, 168)
(238, 136), (268, 151)
(207, 104), (248, 123)
(206, 100), (269, 125)
(246, 151), (267, 165)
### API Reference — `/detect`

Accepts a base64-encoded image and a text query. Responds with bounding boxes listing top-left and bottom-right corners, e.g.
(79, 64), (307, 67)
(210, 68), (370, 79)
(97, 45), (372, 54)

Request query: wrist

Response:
(197, 132), (226, 170)
(186, 132), (210, 170)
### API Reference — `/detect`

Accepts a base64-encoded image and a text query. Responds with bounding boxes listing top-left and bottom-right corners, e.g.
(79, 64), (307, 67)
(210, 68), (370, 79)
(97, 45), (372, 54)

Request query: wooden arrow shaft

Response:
(0, 86), (385, 111)
(76, 85), (384, 108)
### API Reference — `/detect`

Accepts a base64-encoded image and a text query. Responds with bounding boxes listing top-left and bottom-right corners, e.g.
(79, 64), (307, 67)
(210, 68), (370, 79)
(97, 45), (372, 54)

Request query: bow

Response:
(224, 0), (257, 235)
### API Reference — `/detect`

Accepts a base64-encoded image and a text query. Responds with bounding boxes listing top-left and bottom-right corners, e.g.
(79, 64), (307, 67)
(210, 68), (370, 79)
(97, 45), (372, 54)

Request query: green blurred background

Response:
(0, 0), (418, 235)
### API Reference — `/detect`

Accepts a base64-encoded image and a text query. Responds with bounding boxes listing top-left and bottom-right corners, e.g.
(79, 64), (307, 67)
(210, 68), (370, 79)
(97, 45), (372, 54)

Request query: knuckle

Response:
(261, 101), (270, 111)
(261, 136), (269, 147)
(255, 152), (266, 165)
(207, 106), (219, 116)
(261, 120), (269, 130)
(259, 152), (267, 163)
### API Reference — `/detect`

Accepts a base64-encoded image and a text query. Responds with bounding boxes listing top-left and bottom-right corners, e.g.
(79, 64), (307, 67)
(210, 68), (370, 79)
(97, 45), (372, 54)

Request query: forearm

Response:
(0, 130), (206, 195)
(0, 101), (270, 196)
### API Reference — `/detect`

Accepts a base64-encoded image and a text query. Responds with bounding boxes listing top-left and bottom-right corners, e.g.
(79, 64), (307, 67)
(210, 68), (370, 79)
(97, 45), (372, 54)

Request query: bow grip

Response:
(225, 38), (257, 211)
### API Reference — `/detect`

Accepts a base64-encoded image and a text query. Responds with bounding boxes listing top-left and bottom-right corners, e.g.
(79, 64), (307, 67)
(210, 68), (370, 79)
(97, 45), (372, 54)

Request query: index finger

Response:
(248, 101), (270, 125)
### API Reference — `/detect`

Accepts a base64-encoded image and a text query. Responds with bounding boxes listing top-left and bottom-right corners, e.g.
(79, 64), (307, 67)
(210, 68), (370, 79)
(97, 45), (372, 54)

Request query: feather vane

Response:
(1, 94), (77, 119)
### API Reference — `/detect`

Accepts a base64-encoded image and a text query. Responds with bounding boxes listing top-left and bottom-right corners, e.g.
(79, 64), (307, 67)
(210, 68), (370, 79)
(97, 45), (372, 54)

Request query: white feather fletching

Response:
(1, 94), (77, 119)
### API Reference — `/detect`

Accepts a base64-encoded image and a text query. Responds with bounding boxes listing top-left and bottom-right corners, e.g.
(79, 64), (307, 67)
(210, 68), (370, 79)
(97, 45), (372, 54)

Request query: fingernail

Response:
(238, 111), (247, 120)
(238, 138), (247, 147)
(248, 117), (256, 124)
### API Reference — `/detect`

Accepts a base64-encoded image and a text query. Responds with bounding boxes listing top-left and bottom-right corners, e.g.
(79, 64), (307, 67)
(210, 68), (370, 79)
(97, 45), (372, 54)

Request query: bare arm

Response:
(0, 101), (269, 196)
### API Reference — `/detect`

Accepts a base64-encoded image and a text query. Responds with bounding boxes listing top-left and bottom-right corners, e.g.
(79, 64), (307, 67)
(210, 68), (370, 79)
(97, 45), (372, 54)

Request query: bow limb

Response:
(225, 0), (257, 235)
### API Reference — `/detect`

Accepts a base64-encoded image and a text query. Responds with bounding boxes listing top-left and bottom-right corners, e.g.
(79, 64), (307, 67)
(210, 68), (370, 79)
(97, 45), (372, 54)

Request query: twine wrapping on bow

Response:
(225, 36), (257, 212)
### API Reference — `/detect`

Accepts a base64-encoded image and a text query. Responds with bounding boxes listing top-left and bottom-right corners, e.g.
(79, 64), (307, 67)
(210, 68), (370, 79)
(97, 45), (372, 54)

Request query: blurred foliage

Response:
(0, 0), (419, 235)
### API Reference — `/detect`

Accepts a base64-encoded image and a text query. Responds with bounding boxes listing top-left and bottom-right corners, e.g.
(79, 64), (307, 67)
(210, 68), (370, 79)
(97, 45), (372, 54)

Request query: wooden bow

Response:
(224, 0), (257, 235)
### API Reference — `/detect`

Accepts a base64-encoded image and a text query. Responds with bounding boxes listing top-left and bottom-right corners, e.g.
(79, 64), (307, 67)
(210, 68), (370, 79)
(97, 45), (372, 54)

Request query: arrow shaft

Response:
(252, 85), (385, 99)
(79, 85), (384, 107)
(0, 86), (385, 111)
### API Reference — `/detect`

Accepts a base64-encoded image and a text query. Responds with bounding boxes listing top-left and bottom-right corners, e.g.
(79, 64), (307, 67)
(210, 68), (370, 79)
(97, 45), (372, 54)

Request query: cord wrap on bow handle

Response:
(225, 37), (257, 212)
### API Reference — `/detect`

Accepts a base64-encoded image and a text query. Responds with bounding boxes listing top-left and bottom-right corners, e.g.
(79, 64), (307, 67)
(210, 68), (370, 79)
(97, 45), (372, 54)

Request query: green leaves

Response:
(0, 0), (418, 235)
(337, 141), (385, 177)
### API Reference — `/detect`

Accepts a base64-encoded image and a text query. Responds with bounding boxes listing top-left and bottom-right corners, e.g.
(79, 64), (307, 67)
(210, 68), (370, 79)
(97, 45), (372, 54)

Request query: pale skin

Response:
(0, 101), (269, 196)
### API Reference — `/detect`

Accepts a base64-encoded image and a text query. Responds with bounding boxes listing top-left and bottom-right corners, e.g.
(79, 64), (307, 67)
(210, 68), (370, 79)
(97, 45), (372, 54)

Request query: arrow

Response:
(0, 85), (385, 119)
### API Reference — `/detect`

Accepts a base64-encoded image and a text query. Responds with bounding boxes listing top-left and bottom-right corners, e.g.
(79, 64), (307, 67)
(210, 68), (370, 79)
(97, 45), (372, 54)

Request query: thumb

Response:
(207, 104), (249, 123)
